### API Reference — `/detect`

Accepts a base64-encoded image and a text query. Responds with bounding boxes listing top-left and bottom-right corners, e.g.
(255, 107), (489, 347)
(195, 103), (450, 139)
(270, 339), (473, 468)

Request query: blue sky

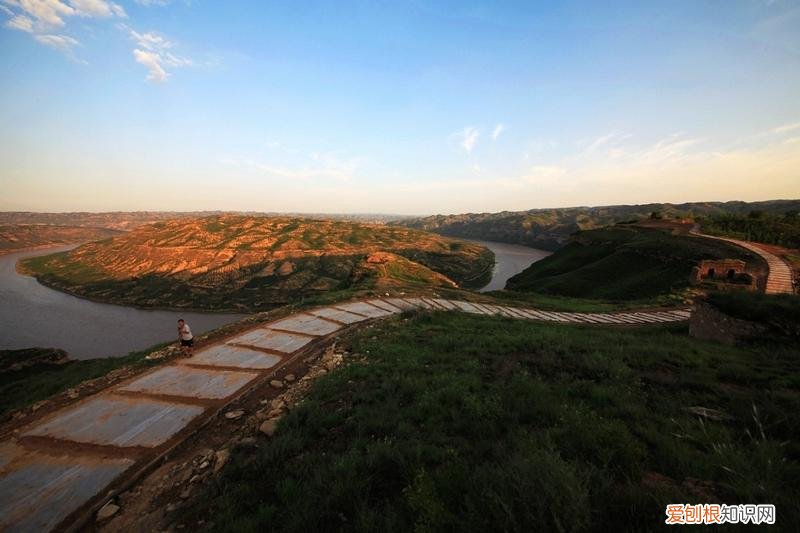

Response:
(1, 0), (798, 215)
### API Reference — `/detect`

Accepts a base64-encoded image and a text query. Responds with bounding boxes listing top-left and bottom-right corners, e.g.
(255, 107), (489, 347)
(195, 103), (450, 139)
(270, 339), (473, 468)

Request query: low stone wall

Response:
(689, 301), (766, 345)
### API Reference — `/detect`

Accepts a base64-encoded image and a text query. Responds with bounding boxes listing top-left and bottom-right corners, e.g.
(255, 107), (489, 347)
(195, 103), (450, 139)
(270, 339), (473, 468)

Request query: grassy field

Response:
(506, 226), (758, 301)
(706, 292), (800, 339)
(194, 312), (800, 532)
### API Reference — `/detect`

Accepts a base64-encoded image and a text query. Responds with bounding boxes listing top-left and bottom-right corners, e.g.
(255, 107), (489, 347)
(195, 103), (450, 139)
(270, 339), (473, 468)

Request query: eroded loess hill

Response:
(22, 215), (493, 310)
(0, 225), (122, 253)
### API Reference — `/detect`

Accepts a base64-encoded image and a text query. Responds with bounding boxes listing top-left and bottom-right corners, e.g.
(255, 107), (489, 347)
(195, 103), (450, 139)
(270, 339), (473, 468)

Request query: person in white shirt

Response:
(177, 319), (194, 358)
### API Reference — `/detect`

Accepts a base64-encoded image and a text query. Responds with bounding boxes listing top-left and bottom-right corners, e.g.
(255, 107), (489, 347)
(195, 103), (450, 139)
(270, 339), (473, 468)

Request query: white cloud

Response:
(6, 14), (33, 31)
(2, 0), (124, 61)
(583, 132), (632, 155)
(133, 48), (167, 82)
(771, 121), (800, 134)
(130, 29), (171, 50)
(491, 123), (504, 141)
(34, 32), (78, 50)
(453, 126), (480, 153)
(70, 0), (125, 18)
(222, 147), (362, 182)
(127, 27), (192, 82)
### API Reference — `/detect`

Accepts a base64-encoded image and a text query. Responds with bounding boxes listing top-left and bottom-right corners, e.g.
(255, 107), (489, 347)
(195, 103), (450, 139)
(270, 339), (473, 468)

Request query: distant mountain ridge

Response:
(393, 200), (800, 251)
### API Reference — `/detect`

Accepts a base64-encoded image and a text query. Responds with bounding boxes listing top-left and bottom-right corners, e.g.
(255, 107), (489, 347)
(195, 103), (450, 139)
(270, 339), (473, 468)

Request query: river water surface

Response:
(0, 241), (547, 360)
(473, 240), (551, 292)
(0, 246), (246, 360)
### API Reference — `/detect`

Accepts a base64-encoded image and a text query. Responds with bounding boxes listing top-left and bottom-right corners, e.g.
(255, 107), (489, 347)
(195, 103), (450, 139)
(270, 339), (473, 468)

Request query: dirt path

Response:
(0, 297), (691, 532)
(691, 229), (795, 294)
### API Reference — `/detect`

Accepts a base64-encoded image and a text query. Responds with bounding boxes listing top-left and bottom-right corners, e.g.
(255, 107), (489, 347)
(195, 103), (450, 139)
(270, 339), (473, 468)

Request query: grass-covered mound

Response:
(21, 215), (493, 311)
(196, 312), (800, 532)
(505, 226), (757, 300)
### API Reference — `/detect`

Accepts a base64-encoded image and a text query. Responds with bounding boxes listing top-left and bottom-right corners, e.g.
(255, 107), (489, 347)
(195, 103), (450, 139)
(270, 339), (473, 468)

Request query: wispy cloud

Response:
(583, 132), (632, 155)
(771, 121), (800, 134)
(491, 123), (504, 141)
(125, 27), (192, 82)
(452, 126), (480, 153)
(5, 14), (33, 31)
(222, 146), (362, 182)
(2, 0), (125, 60)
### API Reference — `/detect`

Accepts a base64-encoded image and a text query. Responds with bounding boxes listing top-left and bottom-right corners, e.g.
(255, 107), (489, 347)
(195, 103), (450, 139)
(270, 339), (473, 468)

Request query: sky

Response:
(0, 0), (799, 216)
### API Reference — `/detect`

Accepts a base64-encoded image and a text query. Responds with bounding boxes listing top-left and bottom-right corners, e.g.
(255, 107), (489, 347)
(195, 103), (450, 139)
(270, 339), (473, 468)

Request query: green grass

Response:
(0, 344), (169, 418)
(506, 226), (756, 301)
(700, 212), (800, 249)
(194, 312), (800, 532)
(706, 292), (800, 338)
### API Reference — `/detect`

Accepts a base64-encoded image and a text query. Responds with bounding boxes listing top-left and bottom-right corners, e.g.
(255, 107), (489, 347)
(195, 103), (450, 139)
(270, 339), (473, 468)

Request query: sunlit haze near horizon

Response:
(1, 0), (799, 215)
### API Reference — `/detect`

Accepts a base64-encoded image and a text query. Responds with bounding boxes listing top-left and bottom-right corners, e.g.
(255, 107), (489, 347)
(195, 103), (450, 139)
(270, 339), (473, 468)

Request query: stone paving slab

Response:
(23, 396), (205, 448)
(383, 298), (418, 311)
(229, 328), (313, 353)
(118, 366), (257, 400)
(613, 313), (650, 324)
(181, 344), (281, 370)
(368, 299), (403, 313)
(470, 302), (495, 314)
(268, 314), (341, 336)
(310, 307), (369, 324)
(402, 297), (435, 309)
(452, 301), (486, 314)
(0, 455), (133, 533)
(334, 301), (394, 318)
(431, 299), (458, 310)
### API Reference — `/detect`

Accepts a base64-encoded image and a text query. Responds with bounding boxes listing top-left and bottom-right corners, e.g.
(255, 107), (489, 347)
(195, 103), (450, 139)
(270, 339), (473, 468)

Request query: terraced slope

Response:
(21, 216), (493, 310)
(0, 225), (122, 253)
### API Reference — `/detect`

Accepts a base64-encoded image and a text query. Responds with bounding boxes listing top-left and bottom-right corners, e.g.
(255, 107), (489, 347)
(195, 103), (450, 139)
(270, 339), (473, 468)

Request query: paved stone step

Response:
(22, 396), (204, 448)
(334, 301), (394, 318)
(310, 307), (369, 325)
(0, 445), (133, 533)
(268, 314), (342, 336)
(228, 328), (313, 354)
(181, 344), (280, 370)
(117, 366), (257, 400)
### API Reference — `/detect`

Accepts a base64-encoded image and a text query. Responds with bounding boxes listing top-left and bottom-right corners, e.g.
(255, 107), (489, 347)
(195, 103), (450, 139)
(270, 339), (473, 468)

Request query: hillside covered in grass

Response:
(21, 215), (493, 310)
(394, 200), (800, 251)
(700, 211), (800, 249)
(194, 312), (800, 531)
(505, 226), (760, 300)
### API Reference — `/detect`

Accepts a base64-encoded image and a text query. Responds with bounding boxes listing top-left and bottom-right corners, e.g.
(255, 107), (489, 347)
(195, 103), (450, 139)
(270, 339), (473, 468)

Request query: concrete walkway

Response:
(0, 297), (691, 532)
(692, 231), (795, 294)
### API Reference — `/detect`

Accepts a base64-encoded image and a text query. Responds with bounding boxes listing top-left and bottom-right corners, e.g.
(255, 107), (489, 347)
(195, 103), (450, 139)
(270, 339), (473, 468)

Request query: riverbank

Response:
(0, 246), (246, 359)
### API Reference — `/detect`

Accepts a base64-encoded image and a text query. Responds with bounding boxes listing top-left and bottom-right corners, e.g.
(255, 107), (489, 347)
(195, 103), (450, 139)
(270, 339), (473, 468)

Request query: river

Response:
(0, 241), (547, 360)
(472, 240), (551, 292)
(0, 246), (246, 360)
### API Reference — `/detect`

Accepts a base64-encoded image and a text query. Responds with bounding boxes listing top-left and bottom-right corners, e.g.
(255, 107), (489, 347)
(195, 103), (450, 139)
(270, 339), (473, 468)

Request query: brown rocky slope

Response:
(21, 215), (493, 311)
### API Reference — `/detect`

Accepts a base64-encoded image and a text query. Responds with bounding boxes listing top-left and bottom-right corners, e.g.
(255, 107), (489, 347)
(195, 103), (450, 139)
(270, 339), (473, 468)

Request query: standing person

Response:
(177, 319), (194, 358)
